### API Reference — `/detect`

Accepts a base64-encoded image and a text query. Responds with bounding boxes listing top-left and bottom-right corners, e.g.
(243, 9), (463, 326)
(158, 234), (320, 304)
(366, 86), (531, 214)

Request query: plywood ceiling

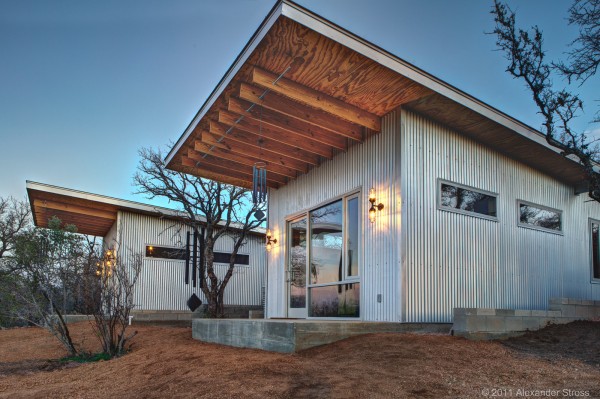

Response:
(167, 16), (433, 189)
(167, 13), (587, 189)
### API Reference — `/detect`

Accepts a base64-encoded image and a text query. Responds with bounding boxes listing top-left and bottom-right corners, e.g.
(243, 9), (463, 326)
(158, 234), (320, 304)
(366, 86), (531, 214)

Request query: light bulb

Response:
(369, 207), (377, 223)
(266, 242), (272, 251)
(369, 188), (376, 201)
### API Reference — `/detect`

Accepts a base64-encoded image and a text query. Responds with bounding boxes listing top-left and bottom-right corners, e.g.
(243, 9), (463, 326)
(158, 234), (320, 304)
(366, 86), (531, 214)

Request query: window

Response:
(213, 252), (249, 265)
(438, 180), (497, 219)
(145, 245), (249, 265)
(145, 245), (186, 260)
(590, 220), (600, 280)
(517, 201), (562, 233)
(307, 193), (361, 318)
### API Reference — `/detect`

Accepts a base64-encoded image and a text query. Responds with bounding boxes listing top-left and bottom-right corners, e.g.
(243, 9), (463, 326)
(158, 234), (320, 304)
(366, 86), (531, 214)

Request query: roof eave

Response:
(164, 1), (285, 168)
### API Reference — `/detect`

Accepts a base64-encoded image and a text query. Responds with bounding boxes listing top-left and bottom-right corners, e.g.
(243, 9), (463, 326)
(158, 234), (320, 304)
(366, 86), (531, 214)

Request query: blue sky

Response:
(1, 0), (598, 208)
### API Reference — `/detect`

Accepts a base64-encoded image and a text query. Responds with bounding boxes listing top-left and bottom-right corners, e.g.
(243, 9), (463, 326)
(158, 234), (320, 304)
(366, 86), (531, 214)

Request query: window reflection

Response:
(347, 197), (359, 276)
(441, 183), (497, 217)
(290, 219), (307, 308)
(592, 222), (600, 279)
(310, 201), (343, 284)
(309, 283), (360, 317)
(519, 203), (561, 231)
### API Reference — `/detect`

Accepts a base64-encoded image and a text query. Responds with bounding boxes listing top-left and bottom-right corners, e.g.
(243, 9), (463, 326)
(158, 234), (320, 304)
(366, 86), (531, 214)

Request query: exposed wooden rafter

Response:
(178, 157), (263, 189)
(186, 150), (287, 185)
(219, 109), (341, 154)
(238, 82), (363, 141)
(228, 97), (354, 146)
(251, 67), (381, 131)
(33, 199), (116, 221)
(194, 141), (298, 179)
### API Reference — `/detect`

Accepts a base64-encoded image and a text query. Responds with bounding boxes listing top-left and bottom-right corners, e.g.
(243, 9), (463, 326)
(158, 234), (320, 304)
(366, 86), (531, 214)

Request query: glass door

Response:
(287, 217), (307, 318)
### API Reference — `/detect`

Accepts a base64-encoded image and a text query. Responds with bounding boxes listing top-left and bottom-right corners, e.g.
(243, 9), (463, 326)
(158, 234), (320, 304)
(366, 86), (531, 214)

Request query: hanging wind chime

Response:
(252, 103), (267, 205)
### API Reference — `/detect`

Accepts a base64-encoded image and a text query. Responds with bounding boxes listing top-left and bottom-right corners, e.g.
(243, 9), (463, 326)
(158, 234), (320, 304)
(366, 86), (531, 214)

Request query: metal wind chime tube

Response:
(252, 162), (267, 205)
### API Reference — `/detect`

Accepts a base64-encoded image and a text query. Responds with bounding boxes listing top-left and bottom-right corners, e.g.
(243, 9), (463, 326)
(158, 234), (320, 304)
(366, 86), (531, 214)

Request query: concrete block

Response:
(575, 306), (591, 318)
(531, 310), (548, 317)
(515, 310), (532, 317)
(560, 305), (577, 317)
(485, 316), (505, 332)
(477, 308), (496, 316)
(522, 317), (542, 331)
(452, 315), (466, 332)
(461, 308), (478, 316)
(453, 308), (466, 316)
(568, 298), (583, 305)
(496, 309), (515, 316)
(581, 299), (594, 306)
(547, 310), (562, 317)
(505, 316), (524, 332)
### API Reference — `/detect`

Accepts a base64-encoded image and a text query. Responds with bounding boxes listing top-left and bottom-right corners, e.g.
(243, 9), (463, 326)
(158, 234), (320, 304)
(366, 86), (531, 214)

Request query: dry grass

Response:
(0, 321), (599, 398)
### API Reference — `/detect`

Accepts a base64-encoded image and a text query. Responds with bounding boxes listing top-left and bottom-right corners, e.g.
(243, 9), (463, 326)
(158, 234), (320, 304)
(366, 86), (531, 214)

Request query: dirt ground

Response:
(0, 321), (599, 399)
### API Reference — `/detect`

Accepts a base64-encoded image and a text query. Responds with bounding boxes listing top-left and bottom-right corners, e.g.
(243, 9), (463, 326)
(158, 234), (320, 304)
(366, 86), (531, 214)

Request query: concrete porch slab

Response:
(192, 319), (451, 353)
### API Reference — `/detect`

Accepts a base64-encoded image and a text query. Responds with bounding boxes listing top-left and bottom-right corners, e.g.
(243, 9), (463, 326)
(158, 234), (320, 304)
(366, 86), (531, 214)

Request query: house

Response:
(164, 0), (600, 336)
(26, 181), (266, 321)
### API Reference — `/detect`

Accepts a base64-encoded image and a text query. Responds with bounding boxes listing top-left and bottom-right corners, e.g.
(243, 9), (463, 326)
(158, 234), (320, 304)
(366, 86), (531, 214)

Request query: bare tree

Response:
(5, 217), (85, 355)
(491, 0), (600, 201)
(90, 246), (142, 357)
(555, 0), (600, 84)
(0, 197), (31, 270)
(134, 148), (264, 318)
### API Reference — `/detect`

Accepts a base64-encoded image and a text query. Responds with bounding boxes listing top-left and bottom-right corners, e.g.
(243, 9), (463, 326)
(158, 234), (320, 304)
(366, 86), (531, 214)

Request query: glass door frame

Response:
(286, 215), (308, 318)
(284, 189), (362, 320)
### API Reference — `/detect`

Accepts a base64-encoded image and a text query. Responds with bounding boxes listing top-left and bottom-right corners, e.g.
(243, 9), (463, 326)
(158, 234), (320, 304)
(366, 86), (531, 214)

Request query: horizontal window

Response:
(213, 252), (249, 265)
(146, 245), (186, 260)
(591, 220), (600, 280)
(439, 180), (497, 218)
(518, 201), (562, 232)
(146, 245), (250, 265)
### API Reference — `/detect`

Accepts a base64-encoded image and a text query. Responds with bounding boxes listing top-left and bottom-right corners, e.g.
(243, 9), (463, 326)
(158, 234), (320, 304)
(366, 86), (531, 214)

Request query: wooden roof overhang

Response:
(26, 181), (184, 237)
(27, 181), (266, 238)
(165, 0), (587, 190)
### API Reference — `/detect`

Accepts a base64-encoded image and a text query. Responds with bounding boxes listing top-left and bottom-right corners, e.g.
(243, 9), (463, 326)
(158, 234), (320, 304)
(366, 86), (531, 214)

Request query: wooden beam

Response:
(33, 199), (116, 221)
(219, 109), (340, 154)
(200, 125), (310, 174)
(252, 67), (381, 131)
(228, 97), (354, 147)
(186, 149), (287, 185)
(199, 131), (229, 150)
(239, 82), (363, 141)
(194, 141), (298, 179)
(209, 121), (320, 165)
(178, 156), (260, 189)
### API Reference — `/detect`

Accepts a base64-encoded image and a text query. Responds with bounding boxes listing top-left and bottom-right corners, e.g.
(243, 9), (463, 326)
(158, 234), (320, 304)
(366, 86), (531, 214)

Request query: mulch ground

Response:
(0, 321), (599, 398)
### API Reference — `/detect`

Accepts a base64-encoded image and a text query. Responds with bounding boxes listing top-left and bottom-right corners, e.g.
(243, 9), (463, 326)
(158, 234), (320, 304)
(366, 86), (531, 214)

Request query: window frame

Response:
(284, 188), (362, 319)
(516, 199), (563, 235)
(437, 178), (499, 222)
(144, 244), (187, 261)
(589, 218), (600, 284)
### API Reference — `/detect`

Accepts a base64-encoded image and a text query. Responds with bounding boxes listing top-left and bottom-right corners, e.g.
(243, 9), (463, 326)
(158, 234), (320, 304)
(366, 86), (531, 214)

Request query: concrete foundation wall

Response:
(131, 305), (263, 322)
(192, 319), (451, 353)
(452, 297), (600, 339)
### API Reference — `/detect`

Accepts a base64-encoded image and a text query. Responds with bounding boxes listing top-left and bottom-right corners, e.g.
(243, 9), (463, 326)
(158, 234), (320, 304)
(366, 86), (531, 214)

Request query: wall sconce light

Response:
(368, 188), (384, 223)
(265, 229), (277, 251)
(96, 248), (116, 277)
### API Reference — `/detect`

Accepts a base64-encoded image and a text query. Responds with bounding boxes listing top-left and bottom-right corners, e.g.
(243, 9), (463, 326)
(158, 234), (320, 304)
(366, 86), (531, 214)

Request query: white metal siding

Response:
(267, 111), (402, 322)
(117, 211), (265, 311)
(401, 109), (600, 322)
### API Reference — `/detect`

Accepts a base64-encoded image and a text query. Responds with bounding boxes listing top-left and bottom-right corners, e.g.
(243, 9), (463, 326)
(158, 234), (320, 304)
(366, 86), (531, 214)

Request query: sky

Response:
(1, 0), (598, 208)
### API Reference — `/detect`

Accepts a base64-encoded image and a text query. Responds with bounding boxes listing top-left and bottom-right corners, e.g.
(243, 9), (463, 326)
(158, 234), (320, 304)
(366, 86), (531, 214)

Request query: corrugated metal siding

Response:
(267, 111), (402, 321)
(117, 211), (266, 311)
(401, 109), (600, 322)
